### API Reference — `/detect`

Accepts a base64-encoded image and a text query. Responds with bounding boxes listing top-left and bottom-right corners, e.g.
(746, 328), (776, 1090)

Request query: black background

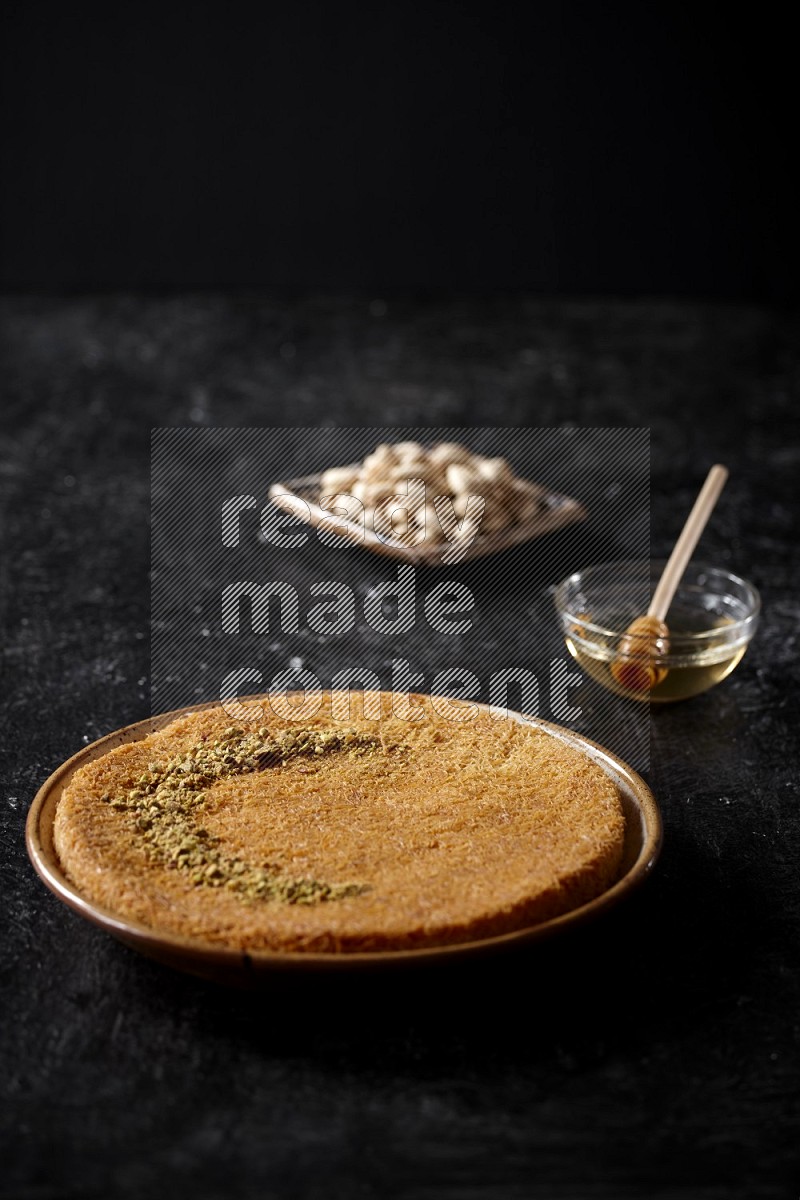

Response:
(0, 0), (795, 298)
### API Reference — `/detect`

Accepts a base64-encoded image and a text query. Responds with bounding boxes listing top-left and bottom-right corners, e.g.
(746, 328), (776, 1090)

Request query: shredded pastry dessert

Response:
(54, 692), (626, 953)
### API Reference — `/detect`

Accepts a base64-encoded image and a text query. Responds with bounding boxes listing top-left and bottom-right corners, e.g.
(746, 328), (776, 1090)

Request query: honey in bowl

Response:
(555, 562), (760, 703)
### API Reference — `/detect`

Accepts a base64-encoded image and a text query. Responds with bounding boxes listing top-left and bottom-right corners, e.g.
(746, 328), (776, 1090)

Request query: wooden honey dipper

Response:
(611, 464), (729, 693)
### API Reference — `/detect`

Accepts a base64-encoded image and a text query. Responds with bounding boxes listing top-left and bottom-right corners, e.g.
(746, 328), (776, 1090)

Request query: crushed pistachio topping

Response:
(100, 724), (379, 904)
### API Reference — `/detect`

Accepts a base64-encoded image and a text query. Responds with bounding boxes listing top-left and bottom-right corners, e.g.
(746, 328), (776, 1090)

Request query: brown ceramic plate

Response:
(26, 698), (661, 985)
(268, 472), (586, 565)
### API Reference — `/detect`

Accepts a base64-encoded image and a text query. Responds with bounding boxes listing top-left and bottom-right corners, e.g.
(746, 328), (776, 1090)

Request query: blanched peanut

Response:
(391, 511), (413, 536)
(321, 466), (359, 492)
(445, 463), (478, 495)
(362, 444), (399, 481)
(352, 479), (393, 505)
(394, 440), (424, 460)
(355, 479), (397, 506)
(388, 459), (437, 485)
(474, 456), (511, 484)
(361, 460), (387, 484)
(372, 443), (398, 465)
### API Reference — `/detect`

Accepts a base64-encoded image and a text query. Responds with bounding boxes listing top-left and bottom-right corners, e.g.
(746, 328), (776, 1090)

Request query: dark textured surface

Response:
(1, 296), (798, 1199)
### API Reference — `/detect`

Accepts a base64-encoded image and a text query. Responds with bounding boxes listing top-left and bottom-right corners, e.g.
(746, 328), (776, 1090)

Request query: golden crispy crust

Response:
(54, 693), (625, 952)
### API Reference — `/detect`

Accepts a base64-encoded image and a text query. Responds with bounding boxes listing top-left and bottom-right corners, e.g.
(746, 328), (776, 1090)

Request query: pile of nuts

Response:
(319, 441), (545, 546)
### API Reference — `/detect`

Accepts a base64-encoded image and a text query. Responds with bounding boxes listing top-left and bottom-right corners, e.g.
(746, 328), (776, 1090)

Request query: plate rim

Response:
(26, 694), (662, 975)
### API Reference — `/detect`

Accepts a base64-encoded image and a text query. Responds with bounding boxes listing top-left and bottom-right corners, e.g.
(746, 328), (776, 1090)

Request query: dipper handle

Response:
(648, 464), (729, 622)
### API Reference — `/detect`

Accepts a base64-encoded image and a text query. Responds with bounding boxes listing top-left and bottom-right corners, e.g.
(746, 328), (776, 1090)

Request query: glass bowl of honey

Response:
(554, 561), (760, 702)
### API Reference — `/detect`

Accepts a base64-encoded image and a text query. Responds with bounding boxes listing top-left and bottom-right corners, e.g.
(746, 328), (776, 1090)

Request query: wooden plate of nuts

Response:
(268, 441), (586, 566)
